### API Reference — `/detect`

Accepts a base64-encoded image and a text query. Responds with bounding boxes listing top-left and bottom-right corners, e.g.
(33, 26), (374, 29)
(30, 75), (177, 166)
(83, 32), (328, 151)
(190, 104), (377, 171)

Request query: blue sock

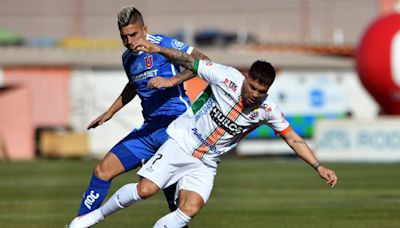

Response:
(77, 175), (111, 216)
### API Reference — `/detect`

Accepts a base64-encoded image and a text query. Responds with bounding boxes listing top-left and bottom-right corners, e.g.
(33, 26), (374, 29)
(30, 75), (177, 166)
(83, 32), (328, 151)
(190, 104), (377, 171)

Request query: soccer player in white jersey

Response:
(68, 38), (338, 228)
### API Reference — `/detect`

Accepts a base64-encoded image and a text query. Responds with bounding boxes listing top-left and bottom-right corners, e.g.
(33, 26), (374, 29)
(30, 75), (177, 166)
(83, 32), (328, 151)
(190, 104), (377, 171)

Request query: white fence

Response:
(315, 118), (400, 162)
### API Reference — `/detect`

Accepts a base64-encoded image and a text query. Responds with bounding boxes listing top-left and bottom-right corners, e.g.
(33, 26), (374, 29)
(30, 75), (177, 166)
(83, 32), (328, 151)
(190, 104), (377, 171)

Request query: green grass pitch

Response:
(0, 158), (399, 227)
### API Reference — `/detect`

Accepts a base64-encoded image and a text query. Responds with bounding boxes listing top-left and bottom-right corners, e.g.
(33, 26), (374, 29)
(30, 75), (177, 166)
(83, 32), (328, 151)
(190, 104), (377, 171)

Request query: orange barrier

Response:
(4, 67), (70, 127)
(0, 85), (35, 160)
(184, 77), (208, 102)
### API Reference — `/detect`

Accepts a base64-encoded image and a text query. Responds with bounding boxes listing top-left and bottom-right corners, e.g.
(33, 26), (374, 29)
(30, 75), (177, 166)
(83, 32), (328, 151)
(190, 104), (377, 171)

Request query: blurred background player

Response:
(73, 5), (209, 220)
(68, 38), (337, 228)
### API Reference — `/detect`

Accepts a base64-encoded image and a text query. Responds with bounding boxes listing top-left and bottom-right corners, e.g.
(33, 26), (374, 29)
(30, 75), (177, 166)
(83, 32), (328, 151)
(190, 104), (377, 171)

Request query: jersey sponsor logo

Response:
(132, 69), (158, 81)
(84, 190), (100, 209)
(171, 39), (186, 50)
(144, 55), (153, 69)
(209, 106), (244, 136)
(191, 128), (220, 154)
(224, 78), (237, 92)
(194, 98), (215, 121)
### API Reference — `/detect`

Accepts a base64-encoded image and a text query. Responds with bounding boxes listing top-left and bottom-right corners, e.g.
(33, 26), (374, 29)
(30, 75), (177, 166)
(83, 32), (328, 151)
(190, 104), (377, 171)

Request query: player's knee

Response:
(137, 180), (159, 199)
(93, 163), (113, 181)
(179, 202), (202, 217)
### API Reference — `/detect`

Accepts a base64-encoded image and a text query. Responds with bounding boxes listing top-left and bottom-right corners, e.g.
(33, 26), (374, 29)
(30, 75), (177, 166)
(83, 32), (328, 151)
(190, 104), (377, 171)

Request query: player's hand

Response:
(148, 77), (175, 89)
(87, 112), (113, 130)
(133, 38), (160, 53)
(316, 166), (338, 187)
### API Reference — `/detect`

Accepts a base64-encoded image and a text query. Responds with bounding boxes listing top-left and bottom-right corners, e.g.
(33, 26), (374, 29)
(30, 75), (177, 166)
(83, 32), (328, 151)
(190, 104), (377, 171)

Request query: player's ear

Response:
(143, 25), (148, 34)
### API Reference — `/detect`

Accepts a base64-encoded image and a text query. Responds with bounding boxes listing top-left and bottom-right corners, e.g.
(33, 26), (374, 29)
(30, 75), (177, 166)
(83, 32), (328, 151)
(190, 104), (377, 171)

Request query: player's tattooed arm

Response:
(281, 130), (338, 187)
(191, 48), (210, 61)
(158, 46), (196, 71)
(292, 139), (307, 145)
(280, 129), (319, 167)
(147, 48), (210, 89)
(148, 69), (195, 89)
(135, 38), (208, 70)
(167, 49), (210, 84)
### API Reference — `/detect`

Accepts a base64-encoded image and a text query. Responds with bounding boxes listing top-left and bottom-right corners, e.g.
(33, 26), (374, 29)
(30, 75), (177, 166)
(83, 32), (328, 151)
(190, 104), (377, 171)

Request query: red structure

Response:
(356, 12), (400, 115)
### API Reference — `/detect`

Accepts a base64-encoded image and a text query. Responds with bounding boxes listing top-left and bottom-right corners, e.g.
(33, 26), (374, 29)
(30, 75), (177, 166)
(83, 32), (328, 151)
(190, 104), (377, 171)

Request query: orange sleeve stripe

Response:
(275, 126), (292, 136)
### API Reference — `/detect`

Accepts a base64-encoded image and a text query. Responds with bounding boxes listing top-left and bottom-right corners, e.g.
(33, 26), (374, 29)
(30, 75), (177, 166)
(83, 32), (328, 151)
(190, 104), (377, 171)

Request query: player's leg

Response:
(162, 183), (178, 211)
(153, 154), (217, 228)
(153, 190), (205, 228)
(76, 152), (125, 216)
(69, 178), (160, 228)
(76, 128), (148, 216)
(149, 126), (185, 213)
(69, 139), (182, 228)
(161, 183), (190, 228)
(100, 178), (161, 217)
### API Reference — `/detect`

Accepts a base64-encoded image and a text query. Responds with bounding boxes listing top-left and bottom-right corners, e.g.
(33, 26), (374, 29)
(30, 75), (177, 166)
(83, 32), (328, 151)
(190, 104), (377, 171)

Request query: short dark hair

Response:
(117, 6), (144, 28)
(248, 60), (276, 86)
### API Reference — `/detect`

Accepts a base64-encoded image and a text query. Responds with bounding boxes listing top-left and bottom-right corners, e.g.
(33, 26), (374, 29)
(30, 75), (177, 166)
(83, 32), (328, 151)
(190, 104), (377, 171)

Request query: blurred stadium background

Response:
(0, 0), (400, 227)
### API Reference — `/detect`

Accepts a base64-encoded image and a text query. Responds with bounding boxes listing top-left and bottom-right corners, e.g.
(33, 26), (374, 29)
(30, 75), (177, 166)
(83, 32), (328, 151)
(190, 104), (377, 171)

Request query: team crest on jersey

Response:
(144, 55), (153, 69)
(248, 108), (259, 120)
(224, 78), (237, 92)
(171, 39), (186, 49)
(206, 61), (213, 66)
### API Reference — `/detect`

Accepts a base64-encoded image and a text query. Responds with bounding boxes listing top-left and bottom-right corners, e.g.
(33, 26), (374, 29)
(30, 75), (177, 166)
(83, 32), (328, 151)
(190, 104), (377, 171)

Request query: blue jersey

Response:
(122, 34), (192, 122)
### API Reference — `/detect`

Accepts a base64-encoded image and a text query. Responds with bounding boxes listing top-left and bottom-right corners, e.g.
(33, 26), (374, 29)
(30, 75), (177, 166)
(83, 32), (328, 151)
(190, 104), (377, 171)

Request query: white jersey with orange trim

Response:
(166, 60), (291, 167)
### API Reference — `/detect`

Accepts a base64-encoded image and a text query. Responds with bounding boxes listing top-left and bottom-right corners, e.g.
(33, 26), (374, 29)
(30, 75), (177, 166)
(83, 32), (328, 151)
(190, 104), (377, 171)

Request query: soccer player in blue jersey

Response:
(73, 5), (209, 220)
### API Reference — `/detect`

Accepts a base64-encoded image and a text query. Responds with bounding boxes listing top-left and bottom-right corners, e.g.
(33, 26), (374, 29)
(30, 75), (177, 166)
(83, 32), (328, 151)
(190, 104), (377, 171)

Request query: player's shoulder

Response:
(122, 49), (135, 65)
(147, 34), (166, 45)
(150, 34), (189, 50)
(216, 62), (244, 80)
(201, 60), (241, 74)
(200, 60), (244, 83)
(259, 95), (282, 114)
(262, 95), (277, 106)
(122, 49), (131, 59)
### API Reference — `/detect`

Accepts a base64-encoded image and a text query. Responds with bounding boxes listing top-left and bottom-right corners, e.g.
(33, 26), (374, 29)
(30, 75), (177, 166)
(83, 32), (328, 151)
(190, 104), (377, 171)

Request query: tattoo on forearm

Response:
(159, 47), (194, 70)
(174, 70), (195, 84)
(192, 50), (210, 61)
(293, 139), (306, 145)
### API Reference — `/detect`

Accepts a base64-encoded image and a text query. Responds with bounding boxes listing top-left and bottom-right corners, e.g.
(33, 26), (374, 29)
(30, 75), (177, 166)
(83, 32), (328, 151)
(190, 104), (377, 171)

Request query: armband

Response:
(193, 59), (200, 74)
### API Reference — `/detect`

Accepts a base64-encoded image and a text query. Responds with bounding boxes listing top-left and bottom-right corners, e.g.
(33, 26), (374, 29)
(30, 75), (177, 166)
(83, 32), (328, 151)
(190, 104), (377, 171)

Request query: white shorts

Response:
(137, 138), (217, 203)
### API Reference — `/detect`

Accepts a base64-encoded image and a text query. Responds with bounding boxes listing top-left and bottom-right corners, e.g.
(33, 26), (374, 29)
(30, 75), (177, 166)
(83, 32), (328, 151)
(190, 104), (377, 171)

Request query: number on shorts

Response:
(152, 154), (163, 165)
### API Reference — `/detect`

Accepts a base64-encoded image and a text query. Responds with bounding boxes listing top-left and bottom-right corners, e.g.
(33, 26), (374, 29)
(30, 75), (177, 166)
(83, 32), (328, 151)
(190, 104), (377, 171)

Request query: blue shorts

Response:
(110, 120), (173, 171)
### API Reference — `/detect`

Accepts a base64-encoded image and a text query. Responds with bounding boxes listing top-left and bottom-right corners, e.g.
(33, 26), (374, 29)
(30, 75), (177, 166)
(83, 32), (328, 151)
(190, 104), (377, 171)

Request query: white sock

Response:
(153, 208), (191, 228)
(100, 183), (142, 217)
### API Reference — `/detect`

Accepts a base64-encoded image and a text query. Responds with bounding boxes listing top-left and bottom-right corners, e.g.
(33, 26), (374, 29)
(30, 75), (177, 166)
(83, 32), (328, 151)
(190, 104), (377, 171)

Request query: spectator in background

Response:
(70, 5), (209, 222)
(68, 37), (337, 228)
